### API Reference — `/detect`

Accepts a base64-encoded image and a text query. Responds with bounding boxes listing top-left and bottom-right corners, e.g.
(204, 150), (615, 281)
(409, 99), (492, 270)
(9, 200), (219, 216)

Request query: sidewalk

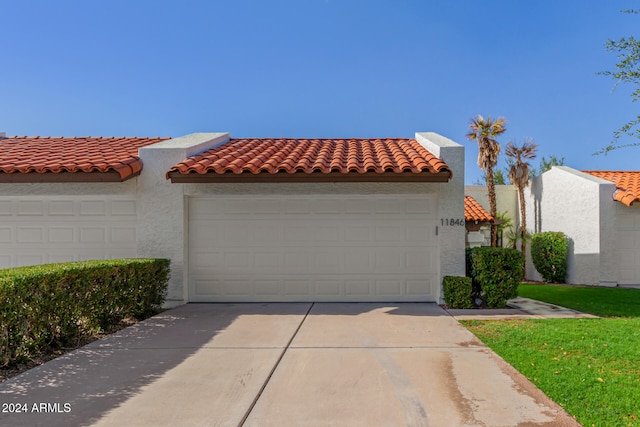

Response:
(445, 297), (598, 320)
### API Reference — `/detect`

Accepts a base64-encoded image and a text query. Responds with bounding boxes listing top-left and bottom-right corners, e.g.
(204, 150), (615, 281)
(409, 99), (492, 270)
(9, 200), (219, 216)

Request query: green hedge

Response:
(442, 276), (473, 309)
(467, 247), (524, 308)
(531, 231), (568, 283)
(0, 258), (170, 367)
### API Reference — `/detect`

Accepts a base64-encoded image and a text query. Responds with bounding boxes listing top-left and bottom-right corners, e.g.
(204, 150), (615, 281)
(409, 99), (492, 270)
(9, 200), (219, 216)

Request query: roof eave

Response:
(167, 170), (452, 184)
(0, 170), (136, 183)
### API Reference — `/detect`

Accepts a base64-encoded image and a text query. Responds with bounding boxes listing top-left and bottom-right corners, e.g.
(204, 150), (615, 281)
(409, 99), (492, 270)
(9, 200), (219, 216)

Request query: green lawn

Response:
(518, 284), (640, 318)
(462, 284), (640, 427)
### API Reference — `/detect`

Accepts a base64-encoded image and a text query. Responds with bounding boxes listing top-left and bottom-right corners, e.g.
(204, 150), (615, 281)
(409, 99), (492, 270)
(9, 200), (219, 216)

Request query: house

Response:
(0, 132), (465, 305)
(464, 195), (494, 248)
(526, 166), (640, 286)
(464, 185), (518, 248)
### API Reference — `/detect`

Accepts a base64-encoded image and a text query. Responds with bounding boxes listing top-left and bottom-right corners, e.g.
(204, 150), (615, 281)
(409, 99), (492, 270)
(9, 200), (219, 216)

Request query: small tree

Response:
(467, 115), (507, 247)
(598, 9), (640, 154)
(472, 169), (508, 186)
(535, 155), (565, 176)
(505, 139), (538, 273)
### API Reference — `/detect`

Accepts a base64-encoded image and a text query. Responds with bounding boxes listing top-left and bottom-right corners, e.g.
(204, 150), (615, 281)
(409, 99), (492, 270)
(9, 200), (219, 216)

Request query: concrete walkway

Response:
(446, 297), (599, 320)
(0, 303), (580, 427)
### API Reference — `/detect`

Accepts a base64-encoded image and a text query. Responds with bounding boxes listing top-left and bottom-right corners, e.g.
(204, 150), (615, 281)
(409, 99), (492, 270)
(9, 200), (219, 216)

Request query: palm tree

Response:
(505, 138), (538, 271)
(466, 115), (507, 246)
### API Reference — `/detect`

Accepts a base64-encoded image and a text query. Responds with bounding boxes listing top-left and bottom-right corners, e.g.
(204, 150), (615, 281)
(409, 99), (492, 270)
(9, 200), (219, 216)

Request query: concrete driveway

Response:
(0, 303), (578, 427)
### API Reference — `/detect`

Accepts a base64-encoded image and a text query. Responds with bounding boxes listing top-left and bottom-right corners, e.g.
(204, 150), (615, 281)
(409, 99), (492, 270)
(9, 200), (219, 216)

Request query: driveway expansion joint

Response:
(238, 302), (314, 426)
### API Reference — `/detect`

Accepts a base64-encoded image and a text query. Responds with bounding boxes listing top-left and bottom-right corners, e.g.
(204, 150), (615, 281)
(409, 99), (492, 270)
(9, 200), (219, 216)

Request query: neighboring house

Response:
(0, 132), (465, 305)
(464, 195), (494, 248)
(527, 166), (640, 286)
(464, 185), (518, 248)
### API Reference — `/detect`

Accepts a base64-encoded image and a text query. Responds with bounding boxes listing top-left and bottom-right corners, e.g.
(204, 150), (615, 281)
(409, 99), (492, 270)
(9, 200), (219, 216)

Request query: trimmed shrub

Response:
(468, 247), (524, 308)
(531, 232), (568, 283)
(0, 258), (169, 367)
(442, 276), (473, 309)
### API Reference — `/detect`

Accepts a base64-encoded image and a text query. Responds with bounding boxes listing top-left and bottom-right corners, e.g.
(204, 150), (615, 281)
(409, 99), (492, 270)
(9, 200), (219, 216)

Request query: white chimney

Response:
(0, 132), (5, 138)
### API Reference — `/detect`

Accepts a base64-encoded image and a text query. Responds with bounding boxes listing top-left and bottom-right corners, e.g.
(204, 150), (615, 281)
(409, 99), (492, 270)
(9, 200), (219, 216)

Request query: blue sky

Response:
(2, 0), (639, 183)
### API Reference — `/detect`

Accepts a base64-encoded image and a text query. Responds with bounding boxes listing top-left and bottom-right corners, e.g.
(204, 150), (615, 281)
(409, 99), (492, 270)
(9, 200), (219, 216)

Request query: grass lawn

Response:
(462, 284), (640, 427)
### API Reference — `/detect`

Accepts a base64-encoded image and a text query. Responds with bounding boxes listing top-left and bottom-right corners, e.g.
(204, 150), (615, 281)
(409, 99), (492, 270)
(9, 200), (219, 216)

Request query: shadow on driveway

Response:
(0, 303), (310, 427)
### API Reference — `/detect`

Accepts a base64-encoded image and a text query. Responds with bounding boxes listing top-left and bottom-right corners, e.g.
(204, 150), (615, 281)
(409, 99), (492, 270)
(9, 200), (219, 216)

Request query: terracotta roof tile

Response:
(0, 136), (169, 181)
(583, 171), (640, 206)
(464, 196), (494, 222)
(168, 138), (451, 180)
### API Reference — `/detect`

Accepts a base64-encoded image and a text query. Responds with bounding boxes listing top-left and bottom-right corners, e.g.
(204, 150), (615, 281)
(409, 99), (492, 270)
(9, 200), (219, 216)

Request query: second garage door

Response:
(187, 194), (439, 302)
(615, 204), (640, 285)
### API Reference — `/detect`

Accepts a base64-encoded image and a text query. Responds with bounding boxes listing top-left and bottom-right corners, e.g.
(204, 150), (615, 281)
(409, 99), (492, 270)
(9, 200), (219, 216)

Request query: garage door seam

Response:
(238, 302), (314, 426)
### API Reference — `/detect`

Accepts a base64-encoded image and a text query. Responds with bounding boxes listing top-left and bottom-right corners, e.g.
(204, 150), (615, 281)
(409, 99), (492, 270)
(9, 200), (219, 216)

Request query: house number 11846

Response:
(441, 218), (464, 226)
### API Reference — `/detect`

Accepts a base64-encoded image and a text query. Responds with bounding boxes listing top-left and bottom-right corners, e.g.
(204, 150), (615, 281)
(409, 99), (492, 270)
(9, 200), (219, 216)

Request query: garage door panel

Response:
(315, 252), (341, 270)
(0, 228), (12, 243)
(254, 252), (282, 268)
(345, 251), (371, 269)
(223, 280), (251, 296)
(345, 226), (370, 242)
(189, 226), (219, 245)
(344, 199), (372, 213)
(0, 201), (13, 215)
(309, 199), (342, 214)
(253, 226), (282, 243)
(374, 251), (402, 271)
(405, 252), (433, 271)
(255, 280), (281, 296)
(188, 195), (438, 302)
(193, 279), (222, 297)
(49, 200), (75, 216)
(375, 225), (403, 241)
(285, 280), (311, 296)
(0, 197), (139, 269)
(406, 225), (430, 241)
(345, 280), (370, 296)
(224, 252), (251, 268)
(284, 226), (308, 242)
(191, 251), (222, 267)
(18, 200), (44, 215)
(284, 253), (311, 271)
(316, 225), (341, 241)
(407, 198), (436, 214)
(375, 199), (404, 213)
(615, 205), (640, 284)
(316, 280), (341, 296)
(49, 227), (75, 243)
(407, 279), (434, 297)
(375, 279), (402, 296)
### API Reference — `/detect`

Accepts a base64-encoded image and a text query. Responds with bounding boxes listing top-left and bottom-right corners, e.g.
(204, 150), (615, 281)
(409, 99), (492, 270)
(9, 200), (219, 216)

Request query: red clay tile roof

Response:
(0, 136), (169, 182)
(168, 138), (451, 182)
(464, 195), (494, 222)
(583, 170), (640, 206)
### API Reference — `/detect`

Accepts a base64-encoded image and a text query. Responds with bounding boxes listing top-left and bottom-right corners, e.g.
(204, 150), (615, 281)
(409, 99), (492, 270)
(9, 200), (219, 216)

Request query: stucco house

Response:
(0, 131), (465, 305)
(526, 166), (640, 286)
(464, 195), (494, 248)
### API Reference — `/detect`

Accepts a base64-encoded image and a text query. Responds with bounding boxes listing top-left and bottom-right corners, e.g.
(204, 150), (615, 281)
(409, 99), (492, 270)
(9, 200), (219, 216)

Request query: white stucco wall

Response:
(416, 132), (465, 297)
(137, 133), (230, 305)
(526, 166), (616, 285)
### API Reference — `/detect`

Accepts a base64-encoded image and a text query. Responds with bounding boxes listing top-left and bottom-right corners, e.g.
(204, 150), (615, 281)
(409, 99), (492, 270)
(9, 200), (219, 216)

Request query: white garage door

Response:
(0, 197), (138, 268)
(188, 195), (439, 302)
(616, 205), (640, 285)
